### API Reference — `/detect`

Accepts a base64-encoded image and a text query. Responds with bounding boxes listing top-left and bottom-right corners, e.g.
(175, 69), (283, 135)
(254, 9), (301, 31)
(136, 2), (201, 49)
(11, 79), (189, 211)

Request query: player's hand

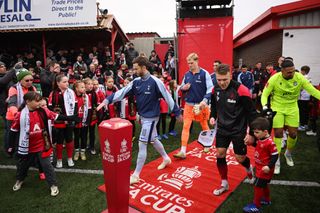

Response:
(97, 102), (107, 111)
(199, 101), (207, 110)
(262, 166), (270, 174)
(7, 147), (14, 156)
(244, 134), (255, 145)
(181, 83), (191, 91)
(209, 117), (215, 126)
(177, 115), (183, 122)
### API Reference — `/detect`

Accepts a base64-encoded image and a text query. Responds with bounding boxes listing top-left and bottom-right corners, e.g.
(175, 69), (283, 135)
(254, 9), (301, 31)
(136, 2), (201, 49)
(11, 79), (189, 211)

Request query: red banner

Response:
(177, 17), (234, 83)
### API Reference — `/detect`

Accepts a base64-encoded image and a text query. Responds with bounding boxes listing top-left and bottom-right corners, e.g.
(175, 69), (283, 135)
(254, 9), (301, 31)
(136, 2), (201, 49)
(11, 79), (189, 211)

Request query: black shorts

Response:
(215, 132), (247, 155)
(254, 177), (271, 188)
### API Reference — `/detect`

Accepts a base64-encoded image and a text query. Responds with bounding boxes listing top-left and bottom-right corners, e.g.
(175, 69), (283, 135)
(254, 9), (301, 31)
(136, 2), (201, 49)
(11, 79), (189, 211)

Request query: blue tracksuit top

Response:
(180, 68), (213, 104)
(237, 71), (254, 91)
(105, 73), (181, 118)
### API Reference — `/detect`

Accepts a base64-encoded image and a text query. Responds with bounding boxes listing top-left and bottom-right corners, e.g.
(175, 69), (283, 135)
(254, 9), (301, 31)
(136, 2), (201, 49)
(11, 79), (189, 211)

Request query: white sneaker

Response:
(13, 181), (23, 191)
(157, 158), (171, 170)
(50, 185), (59, 197)
(213, 184), (229, 196)
(130, 175), (140, 185)
(67, 158), (74, 167)
(284, 153), (294, 167)
(306, 130), (317, 136)
(56, 160), (63, 168)
(274, 163), (280, 174)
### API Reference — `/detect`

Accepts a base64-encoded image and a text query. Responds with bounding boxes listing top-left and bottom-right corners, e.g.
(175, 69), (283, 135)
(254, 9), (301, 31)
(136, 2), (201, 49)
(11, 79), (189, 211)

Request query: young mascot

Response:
(8, 91), (79, 196)
(243, 117), (278, 212)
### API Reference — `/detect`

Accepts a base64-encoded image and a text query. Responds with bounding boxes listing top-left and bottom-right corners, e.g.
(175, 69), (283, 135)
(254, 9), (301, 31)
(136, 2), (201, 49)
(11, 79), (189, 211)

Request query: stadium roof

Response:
(234, 0), (320, 48)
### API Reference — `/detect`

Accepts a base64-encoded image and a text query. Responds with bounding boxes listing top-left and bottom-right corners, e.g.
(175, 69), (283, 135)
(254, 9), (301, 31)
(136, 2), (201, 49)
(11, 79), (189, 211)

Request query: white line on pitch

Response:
(1, 165), (319, 187)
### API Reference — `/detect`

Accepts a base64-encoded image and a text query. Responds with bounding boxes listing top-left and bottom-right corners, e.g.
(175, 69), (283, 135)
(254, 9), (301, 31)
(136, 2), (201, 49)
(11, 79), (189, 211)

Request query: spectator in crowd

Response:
(40, 61), (60, 98)
(174, 53), (213, 159)
(73, 55), (88, 77)
(149, 50), (162, 74)
(125, 43), (139, 69)
(34, 61), (45, 78)
(117, 53), (127, 68)
(210, 64), (256, 196)
(274, 56), (285, 72)
(0, 61), (16, 152)
(165, 54), (175, 79)
(164, 43), (174, 65)
(96, 56), (181, 185)
(5, 69), (37, 154)
(60, 58), (69, 75)
(261, 59), (320, 174)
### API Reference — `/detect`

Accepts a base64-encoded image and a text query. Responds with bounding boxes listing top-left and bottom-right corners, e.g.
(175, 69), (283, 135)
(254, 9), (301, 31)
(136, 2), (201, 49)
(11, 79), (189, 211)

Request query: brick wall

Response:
(233, 30), (283, 69)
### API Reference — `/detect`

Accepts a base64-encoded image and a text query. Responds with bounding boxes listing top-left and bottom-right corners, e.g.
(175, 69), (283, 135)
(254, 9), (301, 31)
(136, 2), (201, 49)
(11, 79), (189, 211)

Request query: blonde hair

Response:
(83, 77), (93, 84)
(186, 53), (199, 61)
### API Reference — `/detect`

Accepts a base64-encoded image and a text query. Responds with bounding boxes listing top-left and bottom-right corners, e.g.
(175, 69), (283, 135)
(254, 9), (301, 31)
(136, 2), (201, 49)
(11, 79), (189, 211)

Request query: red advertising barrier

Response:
(98, 118), (139, 213)
(177, 17), (234, 83)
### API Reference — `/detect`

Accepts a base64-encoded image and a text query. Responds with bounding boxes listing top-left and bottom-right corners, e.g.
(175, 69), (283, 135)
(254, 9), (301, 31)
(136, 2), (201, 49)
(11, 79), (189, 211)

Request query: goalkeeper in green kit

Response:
(261, 59), (320, 174)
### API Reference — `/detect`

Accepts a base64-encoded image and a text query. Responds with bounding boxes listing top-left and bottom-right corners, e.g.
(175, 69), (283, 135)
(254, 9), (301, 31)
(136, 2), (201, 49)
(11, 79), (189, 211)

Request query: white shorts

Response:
(139, 117), (159, 143)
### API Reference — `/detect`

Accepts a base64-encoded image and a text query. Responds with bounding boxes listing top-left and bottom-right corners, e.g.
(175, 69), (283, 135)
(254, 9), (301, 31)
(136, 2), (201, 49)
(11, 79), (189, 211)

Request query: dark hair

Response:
(214, 60), (222, 64)
(241, 64), (247, 69)
(281, 60), (294, 68)
(18, 91), (42, 111)
(53, 74), (68, 90)
(301, 65), (310, 74)
(251, 117), (270, 131)
(216, 64), (230, 75)
(132, 56), (150, 68)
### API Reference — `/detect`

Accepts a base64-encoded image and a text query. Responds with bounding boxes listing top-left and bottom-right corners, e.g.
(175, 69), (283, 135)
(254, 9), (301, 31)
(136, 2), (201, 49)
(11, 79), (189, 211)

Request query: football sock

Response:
(287, 136), (297, 151)
(254, 186), (263, 208)
(274, 137), (282, 153)
(133, 142), (147, 177)
(217, 157), (228, 180)
(153, 138), (170, 160)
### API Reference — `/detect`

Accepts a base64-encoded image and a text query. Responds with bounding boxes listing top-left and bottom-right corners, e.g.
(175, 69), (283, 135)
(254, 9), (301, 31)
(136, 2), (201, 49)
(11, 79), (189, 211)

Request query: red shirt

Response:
(105, 87), (118, 118)
(254, 137), (278, 179)
(75, 94), (91, 128)
(11, 108), (57, 154)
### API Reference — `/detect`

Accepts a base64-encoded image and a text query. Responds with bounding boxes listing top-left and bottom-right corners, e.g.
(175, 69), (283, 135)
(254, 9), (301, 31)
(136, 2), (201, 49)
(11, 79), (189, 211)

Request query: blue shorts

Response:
(139, 117), (159, 143)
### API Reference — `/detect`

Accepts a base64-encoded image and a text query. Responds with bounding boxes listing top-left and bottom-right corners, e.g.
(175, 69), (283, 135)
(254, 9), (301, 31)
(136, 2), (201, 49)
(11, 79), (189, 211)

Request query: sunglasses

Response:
(24, 79), (34, 82)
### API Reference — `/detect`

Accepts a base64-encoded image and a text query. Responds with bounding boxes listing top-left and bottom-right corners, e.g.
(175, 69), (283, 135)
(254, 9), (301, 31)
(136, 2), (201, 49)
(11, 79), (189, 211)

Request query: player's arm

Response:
(210, 87), (217, 119)
(202, 71), (214, 104)
(261, 75), (276, 107)
(302, 78), (320, 100)
(155, 77), (181, 117)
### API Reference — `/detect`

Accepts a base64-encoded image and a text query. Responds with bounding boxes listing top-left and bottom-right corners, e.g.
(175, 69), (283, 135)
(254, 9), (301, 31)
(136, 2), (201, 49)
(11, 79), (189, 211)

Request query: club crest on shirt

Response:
(33, 123), (41, 132)
(293, 81), (297, 86)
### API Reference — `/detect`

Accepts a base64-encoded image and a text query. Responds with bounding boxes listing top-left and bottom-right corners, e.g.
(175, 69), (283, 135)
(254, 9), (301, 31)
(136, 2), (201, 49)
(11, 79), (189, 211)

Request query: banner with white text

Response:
(0, 0), (97, 30)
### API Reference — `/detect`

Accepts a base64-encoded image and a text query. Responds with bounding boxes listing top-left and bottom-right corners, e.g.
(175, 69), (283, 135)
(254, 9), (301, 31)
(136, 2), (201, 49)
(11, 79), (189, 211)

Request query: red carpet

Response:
(99, 141), (254, 213)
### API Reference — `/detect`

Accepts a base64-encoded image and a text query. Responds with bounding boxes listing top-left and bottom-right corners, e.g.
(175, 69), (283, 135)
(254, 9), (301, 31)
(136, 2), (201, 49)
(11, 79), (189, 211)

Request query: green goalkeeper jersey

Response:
(261, 72), (320, 110)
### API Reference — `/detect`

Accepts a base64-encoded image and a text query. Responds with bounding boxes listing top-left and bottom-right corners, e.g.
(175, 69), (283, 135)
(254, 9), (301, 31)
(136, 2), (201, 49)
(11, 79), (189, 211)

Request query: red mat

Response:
(98, 141), (254, 213)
